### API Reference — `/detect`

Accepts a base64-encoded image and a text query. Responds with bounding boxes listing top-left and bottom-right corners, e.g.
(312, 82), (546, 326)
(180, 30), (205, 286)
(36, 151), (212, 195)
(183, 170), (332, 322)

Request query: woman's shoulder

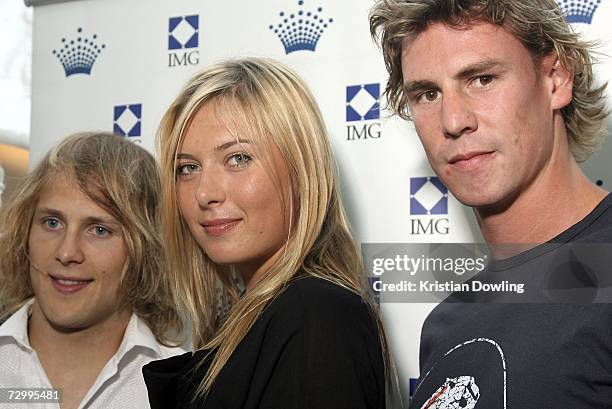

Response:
(265, 275), (377, 333)
(276, 275), (367, 307)
(284, 275), (361, 297)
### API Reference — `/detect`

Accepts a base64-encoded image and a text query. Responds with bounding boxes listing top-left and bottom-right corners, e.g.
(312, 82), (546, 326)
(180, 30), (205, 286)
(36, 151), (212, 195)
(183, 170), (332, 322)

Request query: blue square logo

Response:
(113, 104), (142, 137)
(410, 177), (448, 215)
(168, 15), (199, 50)
(346, 83), (380, 122)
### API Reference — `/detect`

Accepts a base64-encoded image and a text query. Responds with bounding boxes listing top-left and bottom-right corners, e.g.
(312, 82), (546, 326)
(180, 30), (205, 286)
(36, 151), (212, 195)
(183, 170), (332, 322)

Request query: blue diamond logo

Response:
(114, 104), (142, 137)
(169, 15), (199, 50)
(410, 177), (448, 215)
(346, 83), (380, 122)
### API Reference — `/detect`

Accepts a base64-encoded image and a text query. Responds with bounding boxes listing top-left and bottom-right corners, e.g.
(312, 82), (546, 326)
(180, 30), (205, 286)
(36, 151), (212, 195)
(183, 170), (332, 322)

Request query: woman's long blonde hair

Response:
(158, 57), (395, 399)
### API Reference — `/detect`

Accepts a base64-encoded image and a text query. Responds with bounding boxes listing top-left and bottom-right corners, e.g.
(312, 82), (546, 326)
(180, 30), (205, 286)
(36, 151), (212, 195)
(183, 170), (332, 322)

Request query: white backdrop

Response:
(0, 0), (31, 149)
(30, 0), (612, 402)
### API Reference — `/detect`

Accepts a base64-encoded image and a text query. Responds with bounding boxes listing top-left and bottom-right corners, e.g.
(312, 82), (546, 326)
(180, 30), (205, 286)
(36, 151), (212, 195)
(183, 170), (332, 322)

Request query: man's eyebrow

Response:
(454, 59), (508, 80)
(34, 207), (119, 226)
(403, 79), (438, 95)
(83, 216), (121, 226)
(34, 207), (65, 218)
(403, 60), (508, 95)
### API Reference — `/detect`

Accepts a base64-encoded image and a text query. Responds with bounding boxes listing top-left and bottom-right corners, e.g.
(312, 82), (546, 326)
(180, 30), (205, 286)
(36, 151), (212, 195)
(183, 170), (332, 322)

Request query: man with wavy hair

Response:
(370, 0), (611, 407)
(0, 133), (189, 409)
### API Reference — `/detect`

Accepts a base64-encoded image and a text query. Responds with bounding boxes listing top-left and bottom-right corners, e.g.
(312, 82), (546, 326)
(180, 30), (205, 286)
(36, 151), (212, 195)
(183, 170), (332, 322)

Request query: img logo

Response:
(168, 15), (200, 67)
(410, 177), (450, 235)
(52, 28), (105, 77)
(269, 1), (333, 54)
(556, 0), (603, 24)
(345, 83), (382, 141)
(113, 104), (142, 139)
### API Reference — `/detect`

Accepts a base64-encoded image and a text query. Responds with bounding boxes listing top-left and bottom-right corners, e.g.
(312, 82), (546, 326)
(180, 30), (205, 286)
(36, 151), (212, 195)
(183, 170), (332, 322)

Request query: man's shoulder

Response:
(415, 304), (612, 408)
(125, 313), (191, 359)
(570, 192), (612, 242)
(157, 342), (191, 358)
(0, 318), (46, 392)
(0, 301), (32, 344)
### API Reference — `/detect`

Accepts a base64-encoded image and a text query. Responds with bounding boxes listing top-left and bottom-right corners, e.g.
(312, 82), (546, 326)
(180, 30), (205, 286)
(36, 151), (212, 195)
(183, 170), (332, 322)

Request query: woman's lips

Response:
(201, 219), (241, 236)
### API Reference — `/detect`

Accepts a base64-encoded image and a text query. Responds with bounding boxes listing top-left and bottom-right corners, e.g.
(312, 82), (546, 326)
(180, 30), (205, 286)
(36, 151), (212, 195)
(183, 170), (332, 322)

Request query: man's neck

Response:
(28, 303), (131, 409)
(476, 134), (607, 257)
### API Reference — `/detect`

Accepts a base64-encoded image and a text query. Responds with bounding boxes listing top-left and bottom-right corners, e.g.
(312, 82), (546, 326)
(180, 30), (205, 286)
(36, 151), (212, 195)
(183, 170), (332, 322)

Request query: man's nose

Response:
(441, 90), (477, 138)
(55, 229), (85, 265)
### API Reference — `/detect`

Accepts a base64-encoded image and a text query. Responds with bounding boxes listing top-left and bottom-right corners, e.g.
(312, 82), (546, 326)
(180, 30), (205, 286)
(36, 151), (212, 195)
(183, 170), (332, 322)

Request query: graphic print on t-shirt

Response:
(420, 375), (480, 409)
(414, 338), (507, 409)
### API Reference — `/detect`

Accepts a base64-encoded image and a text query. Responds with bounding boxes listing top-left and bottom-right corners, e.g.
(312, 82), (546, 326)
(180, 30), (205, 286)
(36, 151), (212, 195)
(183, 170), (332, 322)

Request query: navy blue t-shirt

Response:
(411, 194), (612, 408)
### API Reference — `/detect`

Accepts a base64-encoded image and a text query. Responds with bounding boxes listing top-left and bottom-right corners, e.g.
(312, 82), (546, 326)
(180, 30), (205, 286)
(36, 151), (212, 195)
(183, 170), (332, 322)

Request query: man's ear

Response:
(542, 53), (574, 110)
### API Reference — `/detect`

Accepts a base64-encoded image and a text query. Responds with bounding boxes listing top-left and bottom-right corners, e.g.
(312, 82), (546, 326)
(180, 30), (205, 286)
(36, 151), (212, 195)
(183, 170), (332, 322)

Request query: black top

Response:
(410, 193), (612, 408)
(143, 276), (385, 409)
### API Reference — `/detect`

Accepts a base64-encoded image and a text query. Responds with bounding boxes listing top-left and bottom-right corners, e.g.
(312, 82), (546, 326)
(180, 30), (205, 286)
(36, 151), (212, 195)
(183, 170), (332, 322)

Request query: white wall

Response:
(0, 0), (32, 149)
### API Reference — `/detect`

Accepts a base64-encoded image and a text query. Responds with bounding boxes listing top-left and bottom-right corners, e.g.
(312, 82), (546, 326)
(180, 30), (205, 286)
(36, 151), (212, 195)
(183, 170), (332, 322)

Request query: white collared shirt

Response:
(0, 300), (190, 409)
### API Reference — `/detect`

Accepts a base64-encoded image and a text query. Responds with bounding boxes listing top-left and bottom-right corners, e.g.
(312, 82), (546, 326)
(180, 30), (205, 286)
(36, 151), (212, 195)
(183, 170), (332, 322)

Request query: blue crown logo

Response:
(114, 104), (142, 137)
(556, 0), (603, 24)
(52, 28), (105, 77)
(346, 83), (380, 122)
(169, 15), (199, 50)
(269, 1), (333, 54)
(410, 177), (448, 215)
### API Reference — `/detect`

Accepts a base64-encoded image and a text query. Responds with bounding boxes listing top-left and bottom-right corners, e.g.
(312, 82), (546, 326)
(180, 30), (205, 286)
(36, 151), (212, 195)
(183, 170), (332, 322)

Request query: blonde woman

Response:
(143, 58), (395, 408)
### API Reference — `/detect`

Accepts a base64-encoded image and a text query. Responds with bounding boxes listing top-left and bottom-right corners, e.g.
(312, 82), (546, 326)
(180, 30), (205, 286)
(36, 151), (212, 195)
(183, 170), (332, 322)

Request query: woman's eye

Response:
(227, 153), (252, 168)
(176, 164), (200, 176)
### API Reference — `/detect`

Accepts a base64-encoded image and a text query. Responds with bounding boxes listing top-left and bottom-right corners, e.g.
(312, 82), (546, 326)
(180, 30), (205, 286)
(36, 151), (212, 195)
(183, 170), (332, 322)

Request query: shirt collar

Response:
(0, 300), (162, 358)
(115, 313), (162, 359)
(0, 298), (35, 351)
